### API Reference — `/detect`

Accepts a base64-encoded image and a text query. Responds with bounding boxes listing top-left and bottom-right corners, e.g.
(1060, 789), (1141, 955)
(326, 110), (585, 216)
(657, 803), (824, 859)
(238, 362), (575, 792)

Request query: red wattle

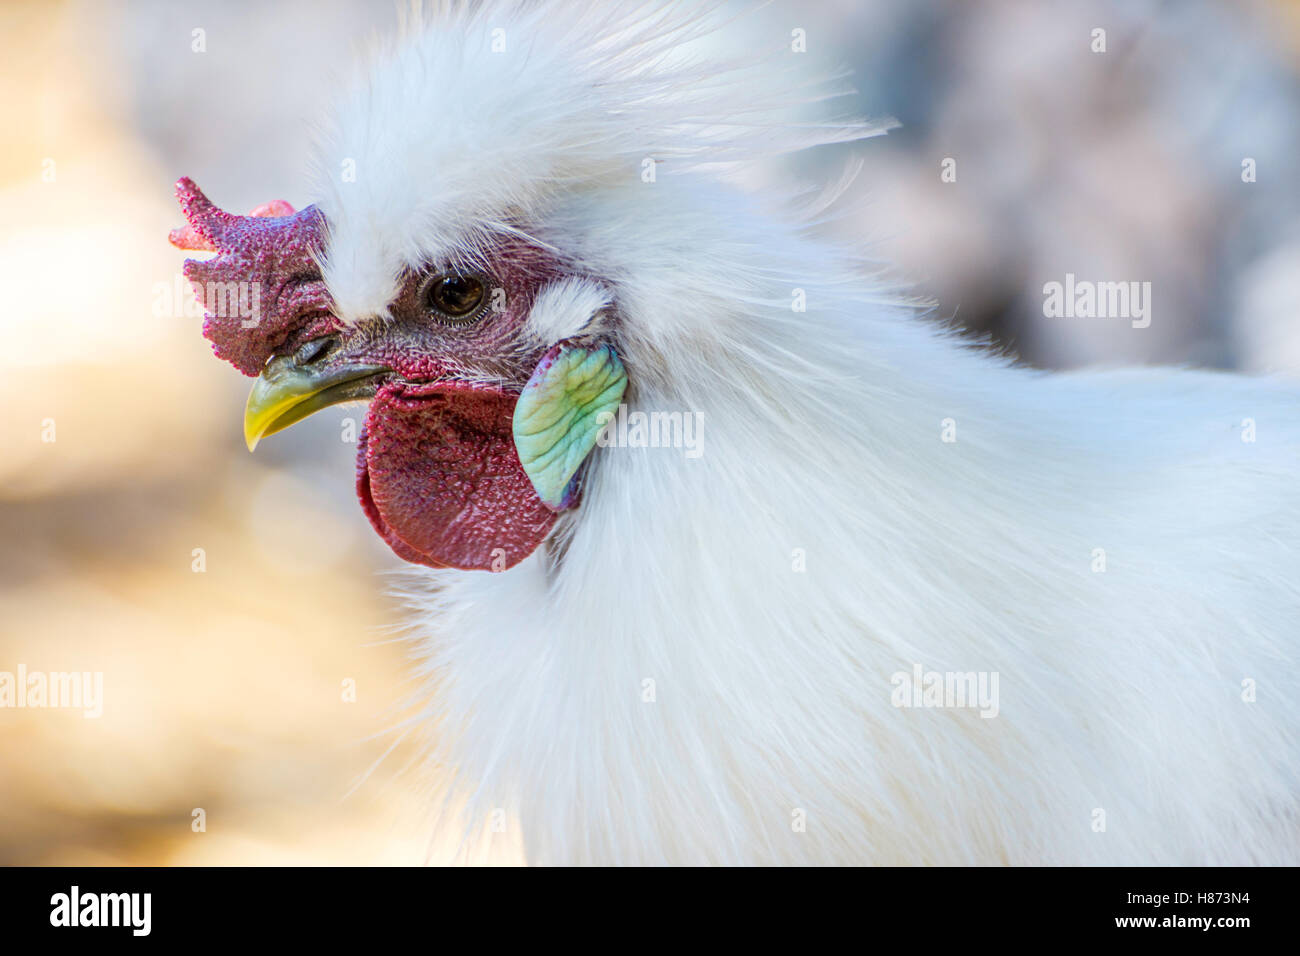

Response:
(357, 382), (557, 571)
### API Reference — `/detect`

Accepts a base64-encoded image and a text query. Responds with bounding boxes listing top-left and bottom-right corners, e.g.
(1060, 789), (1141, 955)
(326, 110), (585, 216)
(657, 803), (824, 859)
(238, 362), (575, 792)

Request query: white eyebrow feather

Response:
(522, 276), (613, 345)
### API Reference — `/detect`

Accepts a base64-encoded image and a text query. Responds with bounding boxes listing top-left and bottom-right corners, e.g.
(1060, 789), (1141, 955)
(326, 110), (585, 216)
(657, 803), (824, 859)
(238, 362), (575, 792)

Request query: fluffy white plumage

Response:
(312, 1), (1299, 864)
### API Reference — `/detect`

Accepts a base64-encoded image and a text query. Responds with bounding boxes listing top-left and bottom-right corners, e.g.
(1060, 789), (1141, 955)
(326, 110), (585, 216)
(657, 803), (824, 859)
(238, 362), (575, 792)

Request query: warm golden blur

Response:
(0, 0), (436, 865)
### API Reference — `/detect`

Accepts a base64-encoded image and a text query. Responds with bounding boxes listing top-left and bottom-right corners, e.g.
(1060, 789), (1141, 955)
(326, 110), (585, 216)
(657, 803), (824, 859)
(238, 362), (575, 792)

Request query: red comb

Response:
(170, 177), (335, 376)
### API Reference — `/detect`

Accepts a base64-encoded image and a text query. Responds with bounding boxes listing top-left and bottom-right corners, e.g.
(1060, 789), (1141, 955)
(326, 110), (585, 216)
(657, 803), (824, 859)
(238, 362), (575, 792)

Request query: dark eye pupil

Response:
(428, 275), (484, 317)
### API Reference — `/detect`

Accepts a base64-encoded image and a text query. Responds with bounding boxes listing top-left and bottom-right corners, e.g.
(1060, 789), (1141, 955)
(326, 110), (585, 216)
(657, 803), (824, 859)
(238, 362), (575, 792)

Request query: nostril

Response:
(293, 335), (337, 367)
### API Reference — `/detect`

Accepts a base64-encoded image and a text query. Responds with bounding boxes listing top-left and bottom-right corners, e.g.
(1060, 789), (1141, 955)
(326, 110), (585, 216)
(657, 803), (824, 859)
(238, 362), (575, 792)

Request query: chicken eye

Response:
(422, 274), (486, 323)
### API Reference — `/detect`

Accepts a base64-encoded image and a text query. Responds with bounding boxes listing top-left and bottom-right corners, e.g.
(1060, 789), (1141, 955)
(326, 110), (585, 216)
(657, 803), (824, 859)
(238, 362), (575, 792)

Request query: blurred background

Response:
(1, 0), (1298, 865)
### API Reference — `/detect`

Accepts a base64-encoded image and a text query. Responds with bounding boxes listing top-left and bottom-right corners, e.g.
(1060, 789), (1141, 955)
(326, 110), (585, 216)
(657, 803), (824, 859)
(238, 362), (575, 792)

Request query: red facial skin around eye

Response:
(353, 243), (569, 571)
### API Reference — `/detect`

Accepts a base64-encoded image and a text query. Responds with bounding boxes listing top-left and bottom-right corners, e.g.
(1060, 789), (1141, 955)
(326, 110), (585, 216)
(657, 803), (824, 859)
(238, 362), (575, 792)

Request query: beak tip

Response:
(243, 419), (259, 452)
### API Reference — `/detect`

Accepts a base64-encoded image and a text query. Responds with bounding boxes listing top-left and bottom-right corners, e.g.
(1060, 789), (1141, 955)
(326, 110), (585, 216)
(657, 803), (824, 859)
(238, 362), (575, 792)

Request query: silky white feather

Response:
(312, 1), (1299, 864)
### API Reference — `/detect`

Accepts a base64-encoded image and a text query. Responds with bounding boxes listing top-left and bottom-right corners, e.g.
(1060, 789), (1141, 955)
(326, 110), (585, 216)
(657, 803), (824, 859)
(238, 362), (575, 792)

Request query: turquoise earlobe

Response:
(512, 343), (627, 510)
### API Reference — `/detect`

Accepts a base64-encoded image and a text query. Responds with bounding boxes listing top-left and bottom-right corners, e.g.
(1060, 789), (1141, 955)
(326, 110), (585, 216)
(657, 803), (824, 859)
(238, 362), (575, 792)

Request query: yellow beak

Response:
(243, 353), (387, 451)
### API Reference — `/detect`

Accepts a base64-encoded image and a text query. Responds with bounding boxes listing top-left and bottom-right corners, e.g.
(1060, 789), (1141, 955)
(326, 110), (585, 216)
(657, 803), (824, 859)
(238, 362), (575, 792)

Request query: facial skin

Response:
(172, 179), (582, 571)
(285, 240), (569, 572)
(268, 234), (563, 406)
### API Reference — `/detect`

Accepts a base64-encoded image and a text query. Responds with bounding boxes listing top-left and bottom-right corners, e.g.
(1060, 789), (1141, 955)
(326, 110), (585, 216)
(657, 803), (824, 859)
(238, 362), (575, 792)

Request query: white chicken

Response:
(172, 1), (1299, 864)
